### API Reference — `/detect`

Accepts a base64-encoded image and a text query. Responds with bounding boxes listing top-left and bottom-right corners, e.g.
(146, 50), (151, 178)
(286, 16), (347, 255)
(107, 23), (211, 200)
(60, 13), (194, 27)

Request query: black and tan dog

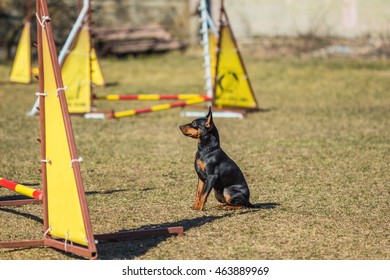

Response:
(179, 107), (254, 210)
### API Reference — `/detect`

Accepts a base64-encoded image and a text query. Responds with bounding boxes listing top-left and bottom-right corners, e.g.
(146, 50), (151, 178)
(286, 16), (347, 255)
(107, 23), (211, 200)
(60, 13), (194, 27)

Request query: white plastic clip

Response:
(56, 86), (68, 97)
(36, 13), (51, 29)
(70, 157), (83, 168)
(35, 92), (48, 97)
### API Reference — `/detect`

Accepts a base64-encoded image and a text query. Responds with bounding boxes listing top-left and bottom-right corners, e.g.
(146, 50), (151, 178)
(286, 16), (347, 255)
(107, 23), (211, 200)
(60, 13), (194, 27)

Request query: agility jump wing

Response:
(9, 22), (31, 84)
(38, 0), (96, 257)
(91, 48), (105, 86)
(61, 24), (92, 114)
(213, 6), (258, 110)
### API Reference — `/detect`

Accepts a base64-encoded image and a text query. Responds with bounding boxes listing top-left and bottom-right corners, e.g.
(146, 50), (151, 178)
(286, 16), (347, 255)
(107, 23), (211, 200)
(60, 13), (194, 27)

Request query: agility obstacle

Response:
(0, 177), (42, 200)
(99, 0), (258, 118)
(25, 0), (258, 119)
(86, 96), (211, 119)
(106, 96), (212, 119)
(182, 0), (258, 118)
(0, 0), (183, 259)
(90, 0), (258, 119)
(94, 94), (209, 101)
(212, 0), (258, 110)
(9, 0), (33, 84)
(27, 0), (105, 116)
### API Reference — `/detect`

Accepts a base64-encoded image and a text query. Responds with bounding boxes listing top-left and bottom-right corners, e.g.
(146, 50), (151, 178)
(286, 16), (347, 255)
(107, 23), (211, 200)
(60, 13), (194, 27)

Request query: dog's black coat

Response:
(179, 107), (253, 210)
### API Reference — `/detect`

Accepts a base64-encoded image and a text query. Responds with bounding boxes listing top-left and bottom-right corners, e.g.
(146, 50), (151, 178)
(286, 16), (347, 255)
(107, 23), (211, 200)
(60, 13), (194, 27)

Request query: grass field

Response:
(0, 47), (389, 260)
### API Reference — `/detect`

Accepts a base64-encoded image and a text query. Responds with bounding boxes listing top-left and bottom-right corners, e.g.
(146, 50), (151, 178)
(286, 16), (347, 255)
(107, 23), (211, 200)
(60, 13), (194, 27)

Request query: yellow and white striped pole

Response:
(94, 94), (208, 101)
(107, 96), (211, 119)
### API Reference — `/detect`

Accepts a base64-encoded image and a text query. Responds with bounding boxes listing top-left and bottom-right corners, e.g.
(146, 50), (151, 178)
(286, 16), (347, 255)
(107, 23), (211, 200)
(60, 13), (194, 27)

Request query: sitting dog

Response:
(179, 107), (254, 210)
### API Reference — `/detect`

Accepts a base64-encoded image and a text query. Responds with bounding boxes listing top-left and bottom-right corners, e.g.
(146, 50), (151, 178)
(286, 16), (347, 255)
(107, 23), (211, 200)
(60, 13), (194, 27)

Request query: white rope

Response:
(56, 86), (68, 97)
(43, 226), (52, 238)
(64, 231), (70, 252)
(41, 159), (51, 164)
(70, 157), (83, 168)
(35, 13), (51, 29)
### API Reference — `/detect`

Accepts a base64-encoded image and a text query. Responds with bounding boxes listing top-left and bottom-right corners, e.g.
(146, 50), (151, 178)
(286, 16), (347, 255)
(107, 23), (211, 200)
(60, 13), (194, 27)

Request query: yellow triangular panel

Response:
(91, 48), (105, 86)
(31, 67), (39, 76)
(9, 22), (31, 84)
(61, 24), (91, 113)
(214, 25), (257, 109)
(42, 30), (88, 246)
(208, 32), (217, 83)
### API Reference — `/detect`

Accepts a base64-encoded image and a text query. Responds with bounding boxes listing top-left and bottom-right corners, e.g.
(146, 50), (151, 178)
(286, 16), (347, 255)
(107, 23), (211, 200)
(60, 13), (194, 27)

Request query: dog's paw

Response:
(191, 205), (205, 211)
(217, 204), (245, 210)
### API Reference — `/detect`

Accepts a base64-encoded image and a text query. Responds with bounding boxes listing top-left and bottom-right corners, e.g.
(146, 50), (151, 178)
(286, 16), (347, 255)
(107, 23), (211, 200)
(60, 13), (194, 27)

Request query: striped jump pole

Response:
(0, 177), (43, 200)
(107, 96), (212, 119)
(94, 94), (209, 101)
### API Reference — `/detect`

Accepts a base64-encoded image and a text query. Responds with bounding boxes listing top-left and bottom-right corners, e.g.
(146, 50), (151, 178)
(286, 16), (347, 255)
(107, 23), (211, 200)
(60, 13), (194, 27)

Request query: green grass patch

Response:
(0, 48), (389, 259)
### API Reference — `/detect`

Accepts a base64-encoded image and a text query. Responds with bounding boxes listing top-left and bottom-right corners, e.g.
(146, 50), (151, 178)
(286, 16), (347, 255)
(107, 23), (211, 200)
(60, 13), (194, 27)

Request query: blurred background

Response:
(1, 0), (390, 61)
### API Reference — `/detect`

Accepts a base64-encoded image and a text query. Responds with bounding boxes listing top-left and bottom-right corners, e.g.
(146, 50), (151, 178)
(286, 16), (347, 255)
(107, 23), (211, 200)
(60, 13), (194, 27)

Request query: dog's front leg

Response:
(192, 178), (205, 210)
(198, 174), (218, 210)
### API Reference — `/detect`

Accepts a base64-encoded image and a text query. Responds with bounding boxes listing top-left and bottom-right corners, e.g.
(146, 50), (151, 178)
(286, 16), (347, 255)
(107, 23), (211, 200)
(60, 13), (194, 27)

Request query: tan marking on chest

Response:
(196, 159), (206, 172)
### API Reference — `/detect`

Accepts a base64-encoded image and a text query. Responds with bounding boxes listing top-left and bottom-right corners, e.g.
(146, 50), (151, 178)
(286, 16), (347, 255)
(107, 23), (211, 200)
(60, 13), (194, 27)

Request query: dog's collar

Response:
(198, 144), (220, 152)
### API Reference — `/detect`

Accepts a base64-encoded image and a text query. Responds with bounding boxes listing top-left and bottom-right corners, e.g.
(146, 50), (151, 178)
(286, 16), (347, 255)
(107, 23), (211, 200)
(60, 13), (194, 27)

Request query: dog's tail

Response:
(245, 202), (280, 209)
(245, 201), (256, 208)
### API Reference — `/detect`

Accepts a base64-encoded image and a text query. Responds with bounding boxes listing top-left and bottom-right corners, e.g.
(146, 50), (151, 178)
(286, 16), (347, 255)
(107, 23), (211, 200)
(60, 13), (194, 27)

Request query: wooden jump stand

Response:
(0, 0), (183, 260)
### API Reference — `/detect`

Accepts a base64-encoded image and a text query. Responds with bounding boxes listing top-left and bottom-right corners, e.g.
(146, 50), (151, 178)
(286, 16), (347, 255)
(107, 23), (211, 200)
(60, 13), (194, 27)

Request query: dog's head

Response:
(179, 106), (214, 142)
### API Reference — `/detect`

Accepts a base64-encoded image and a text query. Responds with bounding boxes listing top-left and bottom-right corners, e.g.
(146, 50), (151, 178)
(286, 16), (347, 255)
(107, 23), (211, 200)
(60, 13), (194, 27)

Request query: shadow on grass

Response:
(0, 215), (230, 260)
(96, 202), (280, 260)
(0, 194), (279, 259)
(0, 206), (43, 224)
(86, 189), (129, 196)
(257, 107), (276, 113)
(0, 189), (132, 228)
(96, 214), (230, 260)
(19, 182), (40, 187)
(101, 82), (119, 87)
(0, 194), (34, 201)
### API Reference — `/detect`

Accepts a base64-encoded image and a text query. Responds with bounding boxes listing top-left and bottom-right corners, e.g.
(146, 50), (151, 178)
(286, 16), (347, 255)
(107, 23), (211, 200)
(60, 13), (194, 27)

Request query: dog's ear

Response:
(205, 106), (213, 129)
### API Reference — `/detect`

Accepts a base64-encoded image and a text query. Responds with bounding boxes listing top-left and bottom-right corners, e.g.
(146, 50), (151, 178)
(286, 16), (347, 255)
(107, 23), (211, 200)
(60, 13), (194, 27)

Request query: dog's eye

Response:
(192, 121), (197, 127)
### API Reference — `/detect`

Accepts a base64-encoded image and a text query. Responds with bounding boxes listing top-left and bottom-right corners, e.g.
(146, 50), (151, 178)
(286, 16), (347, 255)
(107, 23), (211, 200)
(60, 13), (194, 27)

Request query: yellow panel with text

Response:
(214, 26), (257, 109)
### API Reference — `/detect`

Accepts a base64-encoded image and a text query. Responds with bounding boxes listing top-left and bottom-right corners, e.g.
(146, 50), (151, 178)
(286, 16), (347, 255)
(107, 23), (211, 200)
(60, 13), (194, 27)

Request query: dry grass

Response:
(0, 47), (389, 260)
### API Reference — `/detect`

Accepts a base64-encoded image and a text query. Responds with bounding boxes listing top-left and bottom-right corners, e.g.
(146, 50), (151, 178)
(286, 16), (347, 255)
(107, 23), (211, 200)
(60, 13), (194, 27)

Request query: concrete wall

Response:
(92, 0), (191, 40)
(220, 0), (390, 38)
(92, 0), (390, 40)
